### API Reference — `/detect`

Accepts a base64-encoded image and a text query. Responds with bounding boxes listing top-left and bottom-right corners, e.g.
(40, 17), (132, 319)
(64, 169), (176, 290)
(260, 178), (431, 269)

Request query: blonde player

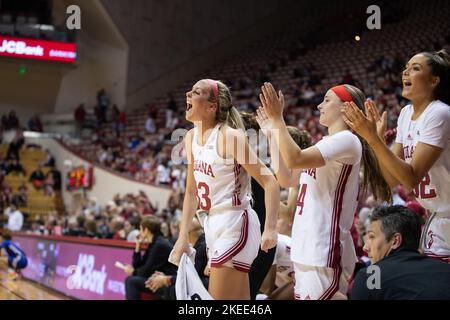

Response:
(343, 49), (450, 262)
(171, 79), (279, 300)
(257, 82), (391, 300)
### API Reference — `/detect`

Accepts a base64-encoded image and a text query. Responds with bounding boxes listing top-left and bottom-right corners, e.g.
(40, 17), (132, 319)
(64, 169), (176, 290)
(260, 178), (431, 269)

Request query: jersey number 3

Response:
(297, 184), (308, 215)
(197, 182), (212, 211)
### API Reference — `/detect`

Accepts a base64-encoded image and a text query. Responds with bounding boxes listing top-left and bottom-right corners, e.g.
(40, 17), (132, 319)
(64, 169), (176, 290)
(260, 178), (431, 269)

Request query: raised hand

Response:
(256, 106), (274, 136)
(259, 82), (285, 121)
(365, 99), (388, 142)
(341, 101), (378, 143)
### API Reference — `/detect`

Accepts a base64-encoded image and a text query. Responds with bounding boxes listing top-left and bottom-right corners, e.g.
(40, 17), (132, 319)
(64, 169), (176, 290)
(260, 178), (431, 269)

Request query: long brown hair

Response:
(419, 49), (450, 105)
(344, 84), (392, 203)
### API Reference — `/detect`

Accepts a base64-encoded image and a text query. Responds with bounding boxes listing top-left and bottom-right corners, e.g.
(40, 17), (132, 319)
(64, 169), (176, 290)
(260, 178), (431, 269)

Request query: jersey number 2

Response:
(413, 173), (436, 199)
(297, 184), (307, 215)
(197, 182), (212, 211)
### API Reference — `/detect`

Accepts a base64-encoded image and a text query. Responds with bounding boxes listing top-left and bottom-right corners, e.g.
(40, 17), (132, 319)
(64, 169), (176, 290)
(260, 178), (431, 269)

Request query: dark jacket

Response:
(132, 235), (177, 278)
(351, 247), (450, 300)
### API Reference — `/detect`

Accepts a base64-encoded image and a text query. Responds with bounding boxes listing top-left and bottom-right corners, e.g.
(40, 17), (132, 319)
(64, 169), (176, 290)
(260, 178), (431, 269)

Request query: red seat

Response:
(140, 292), (158, 300)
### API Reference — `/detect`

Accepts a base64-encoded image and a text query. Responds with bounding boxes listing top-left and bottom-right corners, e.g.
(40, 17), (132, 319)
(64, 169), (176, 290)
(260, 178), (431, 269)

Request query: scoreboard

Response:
(67, 166), (94, 190)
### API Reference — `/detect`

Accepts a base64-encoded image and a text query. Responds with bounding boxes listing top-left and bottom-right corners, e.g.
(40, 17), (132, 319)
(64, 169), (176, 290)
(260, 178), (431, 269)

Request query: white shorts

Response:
(421, 213), (450, 263)
(204, 208), (261, 273)
(293, 263), (352, 300)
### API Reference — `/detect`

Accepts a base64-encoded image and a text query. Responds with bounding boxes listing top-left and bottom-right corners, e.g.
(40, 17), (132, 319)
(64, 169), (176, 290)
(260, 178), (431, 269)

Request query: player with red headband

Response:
(256, 82), (391, 300)
(171, 79), (280, 299)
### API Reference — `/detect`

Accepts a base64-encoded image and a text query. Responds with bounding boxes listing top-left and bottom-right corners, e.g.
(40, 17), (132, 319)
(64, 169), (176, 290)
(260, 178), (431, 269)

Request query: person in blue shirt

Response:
(0, 229), (28, 278)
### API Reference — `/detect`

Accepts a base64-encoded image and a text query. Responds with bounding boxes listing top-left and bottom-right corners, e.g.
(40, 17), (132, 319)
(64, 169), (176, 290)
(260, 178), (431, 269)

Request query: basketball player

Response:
(171, 79), (280, 300)
(257, 82), (391, 300)
(0, 229), (28, 280)
(342, 49), (450, 262)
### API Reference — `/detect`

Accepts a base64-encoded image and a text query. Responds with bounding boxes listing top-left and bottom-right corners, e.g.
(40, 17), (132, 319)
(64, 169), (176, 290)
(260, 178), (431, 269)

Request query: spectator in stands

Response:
(43, 171), (55, 197)
(5, 203), (23, 232)
(7, 111), (19, 130)
(125, 217), (141, 242)
(124, 216), (177, 300)
(1, 114), (8, 131)
(145, 113), (156, 134)
(351, 205), (450, 300)
(111, 219), (126, 240)
(85, 219), (99, 238)
(156, 159), (171, 186)
(11, 183), (27, 207)
(168, 218), (180, 245)
(74, 103), (86, 137)
(166, 94), (177, 128)
(6, 159), (25, 177)
(29, 166), (45, 190)
(28, 114), (43, 132)
(6, 129), (25, 161)
(97, 88), (110, 123)
(117, 109), (126, 137)
(83, 197), (101, 217)
(45, 167), (62, 191)
(65, 215), (87, 237)
(111, 104), (120, 137)
(41, 149), (55, 167)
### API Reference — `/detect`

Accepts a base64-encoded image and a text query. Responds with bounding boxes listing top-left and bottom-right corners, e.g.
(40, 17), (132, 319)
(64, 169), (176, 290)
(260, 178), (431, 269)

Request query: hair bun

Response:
(436, 49), (450, 67)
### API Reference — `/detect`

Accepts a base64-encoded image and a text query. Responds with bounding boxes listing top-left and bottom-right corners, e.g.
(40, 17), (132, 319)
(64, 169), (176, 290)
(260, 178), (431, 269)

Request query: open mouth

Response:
(403, 80), (412, 88)
(186, 103), (192, 111)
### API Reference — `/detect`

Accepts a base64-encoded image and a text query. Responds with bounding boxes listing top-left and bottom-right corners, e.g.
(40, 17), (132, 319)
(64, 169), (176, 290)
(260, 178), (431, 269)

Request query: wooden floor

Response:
(0, 262), (69, 300)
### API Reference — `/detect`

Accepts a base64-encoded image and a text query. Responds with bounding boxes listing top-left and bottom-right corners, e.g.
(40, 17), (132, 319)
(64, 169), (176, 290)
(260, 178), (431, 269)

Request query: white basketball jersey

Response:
(395, 100), (450, 215)
(192, 124), (251, 213)
(291, 130), (361, 269)
(273, 234), (294, 287)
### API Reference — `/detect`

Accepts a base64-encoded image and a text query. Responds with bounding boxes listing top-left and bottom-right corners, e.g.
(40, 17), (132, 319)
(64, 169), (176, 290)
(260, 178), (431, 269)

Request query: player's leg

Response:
(294, 263), (345, 300)
(209, 265), (250, 299)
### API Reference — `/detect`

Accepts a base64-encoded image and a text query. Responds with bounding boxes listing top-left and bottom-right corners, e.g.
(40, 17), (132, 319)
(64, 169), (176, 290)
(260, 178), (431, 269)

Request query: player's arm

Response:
(264, 129), (302, 188)
(279, 185), (299, 222)
(375, 142), (403, 188)
(171, 130), (198, 264)
(227, 128), (279, 252)
(343, 100), (445, 192)
(368, 139), (443, 192)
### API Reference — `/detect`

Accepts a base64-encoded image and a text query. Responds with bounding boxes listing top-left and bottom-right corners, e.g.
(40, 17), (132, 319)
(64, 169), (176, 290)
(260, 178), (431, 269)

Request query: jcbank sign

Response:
(0, 36), (77, 63)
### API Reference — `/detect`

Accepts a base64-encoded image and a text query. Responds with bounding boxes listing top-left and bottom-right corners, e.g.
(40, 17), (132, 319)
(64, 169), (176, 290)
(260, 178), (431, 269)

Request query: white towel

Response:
(174, 253), (213, 300)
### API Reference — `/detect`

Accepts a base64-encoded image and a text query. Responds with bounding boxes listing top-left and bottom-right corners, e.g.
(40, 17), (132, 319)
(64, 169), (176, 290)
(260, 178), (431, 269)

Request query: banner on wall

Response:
(15, 235), (131, 300)
(0, 36), (77, 63)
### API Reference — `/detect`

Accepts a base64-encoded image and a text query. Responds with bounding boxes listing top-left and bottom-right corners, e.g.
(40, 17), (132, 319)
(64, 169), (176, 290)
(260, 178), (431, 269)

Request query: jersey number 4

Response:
(197, 182), (212, 211)
(413, 173), (437, 199)
(296, 184), (307, 215)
